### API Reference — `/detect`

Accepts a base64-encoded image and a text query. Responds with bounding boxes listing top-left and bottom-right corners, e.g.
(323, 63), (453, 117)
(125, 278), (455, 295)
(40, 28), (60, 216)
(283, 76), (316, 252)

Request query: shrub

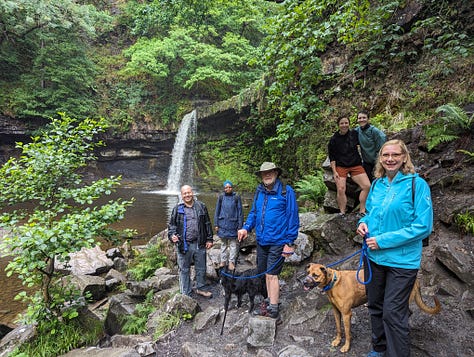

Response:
(425, 103), (473, 151)
(294, 171), (328, 211)
(128, 242), (168, 281)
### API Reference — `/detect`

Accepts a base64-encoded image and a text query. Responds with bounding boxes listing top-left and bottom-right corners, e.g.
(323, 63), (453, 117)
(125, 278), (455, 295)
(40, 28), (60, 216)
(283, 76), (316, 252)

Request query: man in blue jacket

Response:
(238, 162), (299, 321)
(214, 180), (243, 271)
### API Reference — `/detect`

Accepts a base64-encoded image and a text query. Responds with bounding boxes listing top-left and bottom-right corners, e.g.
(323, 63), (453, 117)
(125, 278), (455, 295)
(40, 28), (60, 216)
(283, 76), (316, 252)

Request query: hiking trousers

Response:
(177, 241), (207, 296)
(220, 237), (238, 265)
(365, 259), (418, 357)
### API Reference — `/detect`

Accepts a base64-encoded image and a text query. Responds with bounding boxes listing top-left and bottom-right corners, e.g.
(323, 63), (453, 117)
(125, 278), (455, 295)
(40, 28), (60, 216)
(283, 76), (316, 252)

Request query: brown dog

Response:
(303, 263), (441, 353)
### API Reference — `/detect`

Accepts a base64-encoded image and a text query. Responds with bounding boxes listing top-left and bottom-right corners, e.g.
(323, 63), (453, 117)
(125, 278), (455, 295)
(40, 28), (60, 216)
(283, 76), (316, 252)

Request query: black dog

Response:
(220, 267), (267, 313)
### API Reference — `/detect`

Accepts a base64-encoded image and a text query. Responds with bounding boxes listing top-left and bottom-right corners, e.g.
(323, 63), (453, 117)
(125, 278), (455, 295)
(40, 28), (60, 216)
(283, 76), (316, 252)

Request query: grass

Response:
(10, 317), (103, 357)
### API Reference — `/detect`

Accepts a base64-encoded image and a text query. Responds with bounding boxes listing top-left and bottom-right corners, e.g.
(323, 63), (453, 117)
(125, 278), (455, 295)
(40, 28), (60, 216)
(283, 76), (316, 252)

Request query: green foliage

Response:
(153, 312), (183, 339)
(0, 113), (133, 325)
(0, 0), (113, 119)
(10, 316), (103, 357)
(197, 139), (259, 192)
(294, 172), (328, 211)
(128, 243), (168, 281)
(457, 149), (474, 161)
(280, 265), (297, 280)
(425, 103), (473, 151)
(122, 290), (156, 335)
(106, 0), (278, 126)
(454, 210), (474, 236)
(121, 289), (190, 338)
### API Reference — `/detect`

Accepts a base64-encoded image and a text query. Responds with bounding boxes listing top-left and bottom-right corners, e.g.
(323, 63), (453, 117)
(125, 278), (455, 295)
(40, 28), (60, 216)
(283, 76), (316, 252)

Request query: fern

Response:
(457, 149), (474, 161)
(435, 103), (473, 131)
(425, 103), (473, 151)
(425, 131), (459, 151)
(454, 210), (474, 235)
(294, 171), (328, 210)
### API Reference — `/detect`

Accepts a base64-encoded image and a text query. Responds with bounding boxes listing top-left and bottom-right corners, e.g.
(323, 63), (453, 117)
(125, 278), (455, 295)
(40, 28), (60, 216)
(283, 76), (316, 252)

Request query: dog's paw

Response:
(340, 343), (350, 353)
(331, 338), (341, 347)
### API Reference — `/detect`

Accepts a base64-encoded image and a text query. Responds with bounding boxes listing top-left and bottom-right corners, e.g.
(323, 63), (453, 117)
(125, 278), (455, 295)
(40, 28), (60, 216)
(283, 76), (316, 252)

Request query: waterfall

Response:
(165, 110), (197, 193)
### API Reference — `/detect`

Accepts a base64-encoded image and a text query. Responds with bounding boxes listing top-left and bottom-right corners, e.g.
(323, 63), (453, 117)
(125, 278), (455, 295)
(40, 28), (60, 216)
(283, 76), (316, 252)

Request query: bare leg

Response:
(266, 274), (280, 305)
(352, 173), (371, 213)
(335, 176), (347, 214)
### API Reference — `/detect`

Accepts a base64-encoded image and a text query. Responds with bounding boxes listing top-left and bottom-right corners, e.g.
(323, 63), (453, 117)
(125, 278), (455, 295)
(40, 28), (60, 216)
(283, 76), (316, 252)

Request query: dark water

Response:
(0, 186), (227, 326)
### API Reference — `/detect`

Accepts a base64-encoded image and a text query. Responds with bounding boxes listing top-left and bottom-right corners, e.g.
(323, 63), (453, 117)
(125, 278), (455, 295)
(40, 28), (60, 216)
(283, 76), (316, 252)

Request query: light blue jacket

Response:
(359, 172), (433, 269)
(243, 179), (299, 246)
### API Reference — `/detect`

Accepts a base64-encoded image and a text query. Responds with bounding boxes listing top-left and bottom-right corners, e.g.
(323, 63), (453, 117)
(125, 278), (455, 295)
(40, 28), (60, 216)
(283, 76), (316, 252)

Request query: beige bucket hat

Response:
(255, 162), (282, 176)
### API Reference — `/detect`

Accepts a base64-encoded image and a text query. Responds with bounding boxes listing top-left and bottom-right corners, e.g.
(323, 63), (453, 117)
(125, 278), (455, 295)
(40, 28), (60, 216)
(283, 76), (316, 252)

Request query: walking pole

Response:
(220, 241), (241, 335)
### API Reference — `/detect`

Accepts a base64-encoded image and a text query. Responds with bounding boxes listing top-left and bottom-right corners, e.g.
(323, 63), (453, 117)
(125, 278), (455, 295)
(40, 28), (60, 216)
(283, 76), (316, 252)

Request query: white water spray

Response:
(164, 110), (197, 194)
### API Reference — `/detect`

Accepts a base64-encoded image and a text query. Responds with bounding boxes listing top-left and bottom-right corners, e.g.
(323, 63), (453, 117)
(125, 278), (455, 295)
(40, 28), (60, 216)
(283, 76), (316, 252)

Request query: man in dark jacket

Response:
(214, 180), (243, 271)
(168, 185), (214, 298)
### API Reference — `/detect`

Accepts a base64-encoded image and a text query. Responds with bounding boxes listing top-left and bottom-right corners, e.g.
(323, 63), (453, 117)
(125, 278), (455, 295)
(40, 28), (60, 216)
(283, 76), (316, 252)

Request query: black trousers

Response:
(364, 259), (418, 357)
(362, 162), (375, 182)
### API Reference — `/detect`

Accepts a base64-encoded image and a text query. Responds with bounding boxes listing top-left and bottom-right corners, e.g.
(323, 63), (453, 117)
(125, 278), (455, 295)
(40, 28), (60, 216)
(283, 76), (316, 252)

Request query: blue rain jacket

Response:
(359, 172), (433, 269)
(243, 179), (299, 246)
(214, 192), (243, 238)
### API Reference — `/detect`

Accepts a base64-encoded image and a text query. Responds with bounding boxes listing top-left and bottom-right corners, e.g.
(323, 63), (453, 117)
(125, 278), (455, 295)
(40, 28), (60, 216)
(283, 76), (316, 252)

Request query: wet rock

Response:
(104, 293), (143, 336)
(247, 316), (276, 347)
(193, 306), (220, 332)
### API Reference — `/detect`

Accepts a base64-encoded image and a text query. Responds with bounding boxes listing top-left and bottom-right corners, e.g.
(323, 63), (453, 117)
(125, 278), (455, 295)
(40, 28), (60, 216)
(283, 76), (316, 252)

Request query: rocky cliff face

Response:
(0, 97), (251, 186)
(0, 114), (177, 184)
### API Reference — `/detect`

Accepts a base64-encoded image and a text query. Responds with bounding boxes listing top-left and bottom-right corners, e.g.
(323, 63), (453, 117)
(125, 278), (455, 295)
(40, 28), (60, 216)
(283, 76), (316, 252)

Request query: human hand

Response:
(237, 229), (248, 242)
(366, 237), (379, 250)
(206, 242), (213, 249)
(282, 244), (295, 257)
(357, 223), (368, 237)
(171, 234), (179, 243)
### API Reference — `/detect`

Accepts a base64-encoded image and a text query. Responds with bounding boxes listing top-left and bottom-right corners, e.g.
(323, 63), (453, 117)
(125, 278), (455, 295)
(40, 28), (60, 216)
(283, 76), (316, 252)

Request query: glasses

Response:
(381, 153), (404, 159)
(224, 186), (232, 189)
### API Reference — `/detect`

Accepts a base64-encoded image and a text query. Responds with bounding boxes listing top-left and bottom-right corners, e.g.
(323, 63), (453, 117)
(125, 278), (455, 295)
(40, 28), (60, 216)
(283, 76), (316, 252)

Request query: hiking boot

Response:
(252, 300), (268, 316)
(263, 307), (282, 324)
(367, 350), (385, 357)
(195, 289), (213, 298)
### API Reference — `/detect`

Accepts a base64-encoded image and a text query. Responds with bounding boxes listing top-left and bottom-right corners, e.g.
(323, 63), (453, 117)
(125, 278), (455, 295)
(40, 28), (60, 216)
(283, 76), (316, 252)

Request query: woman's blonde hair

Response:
(374, 139), (416, 178)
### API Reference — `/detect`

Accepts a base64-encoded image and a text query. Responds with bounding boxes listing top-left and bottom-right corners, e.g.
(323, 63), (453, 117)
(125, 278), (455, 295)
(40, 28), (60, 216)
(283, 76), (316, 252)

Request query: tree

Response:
(0, 113), (133, 325)
(0, 0), (112, 119)
(113, 0), (279, 124)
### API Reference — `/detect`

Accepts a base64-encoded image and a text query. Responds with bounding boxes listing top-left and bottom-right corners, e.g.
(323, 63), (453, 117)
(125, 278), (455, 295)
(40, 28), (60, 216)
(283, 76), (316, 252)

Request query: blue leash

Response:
(220, 256), (286, 280)
(357, 233), (372, 285)
(326, 233), (372, 285)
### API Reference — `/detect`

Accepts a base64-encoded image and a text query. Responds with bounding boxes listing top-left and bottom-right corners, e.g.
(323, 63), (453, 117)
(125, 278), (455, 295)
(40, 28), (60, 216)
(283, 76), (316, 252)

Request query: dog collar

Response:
(322, 272), (337, 292)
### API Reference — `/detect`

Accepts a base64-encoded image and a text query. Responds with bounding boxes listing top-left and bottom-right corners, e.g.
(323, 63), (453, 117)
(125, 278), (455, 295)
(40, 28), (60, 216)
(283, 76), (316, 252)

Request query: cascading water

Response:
(164, 109), (197, 194)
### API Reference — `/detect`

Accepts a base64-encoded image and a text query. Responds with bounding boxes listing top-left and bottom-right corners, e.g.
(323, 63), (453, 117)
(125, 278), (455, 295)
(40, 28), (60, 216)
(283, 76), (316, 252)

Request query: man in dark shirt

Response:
(168, 185), (214, 297)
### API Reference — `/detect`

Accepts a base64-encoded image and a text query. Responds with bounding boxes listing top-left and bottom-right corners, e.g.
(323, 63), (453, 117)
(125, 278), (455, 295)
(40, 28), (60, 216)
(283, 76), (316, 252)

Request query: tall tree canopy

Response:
(0, 0), (112, 119)
(106, 0), (280, 127)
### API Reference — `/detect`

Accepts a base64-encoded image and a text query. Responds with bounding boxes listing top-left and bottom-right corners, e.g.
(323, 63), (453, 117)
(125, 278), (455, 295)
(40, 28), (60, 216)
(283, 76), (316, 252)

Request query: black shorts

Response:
(256, 244), (285, 276)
